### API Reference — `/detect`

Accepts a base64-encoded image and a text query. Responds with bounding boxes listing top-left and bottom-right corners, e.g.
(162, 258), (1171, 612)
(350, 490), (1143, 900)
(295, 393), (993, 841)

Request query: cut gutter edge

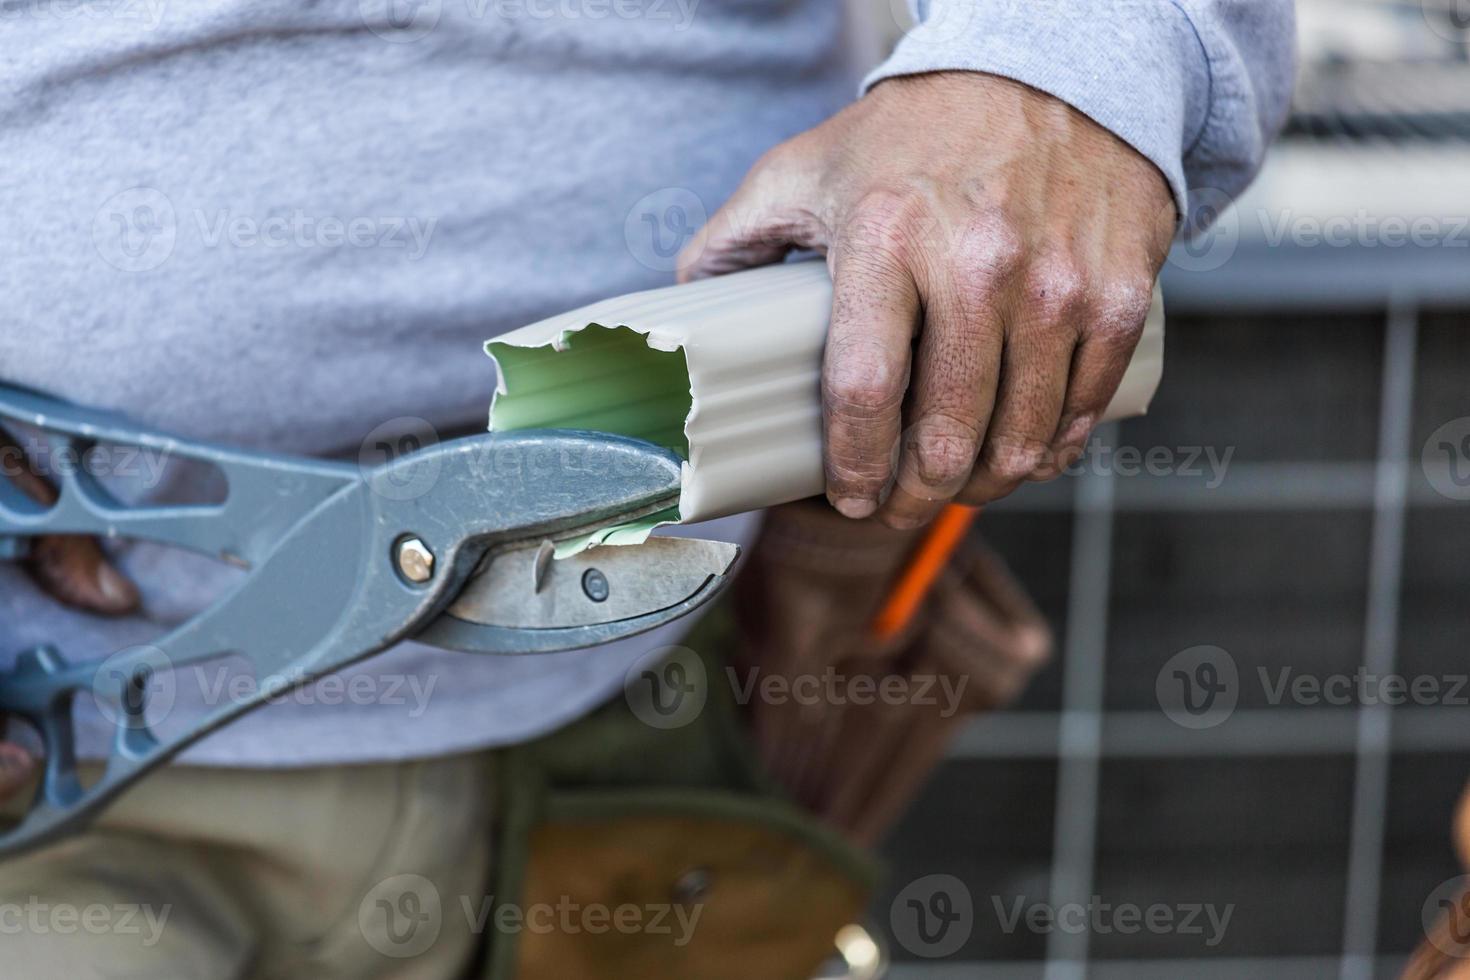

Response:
(486, 260), (1165, 531)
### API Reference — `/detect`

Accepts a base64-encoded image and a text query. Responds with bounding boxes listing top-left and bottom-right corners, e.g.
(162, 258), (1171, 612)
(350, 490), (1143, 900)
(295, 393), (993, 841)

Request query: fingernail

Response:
(833, 496), (877, 519)
(95, 563), (137, 610)
(1062, 414), (1095, 445)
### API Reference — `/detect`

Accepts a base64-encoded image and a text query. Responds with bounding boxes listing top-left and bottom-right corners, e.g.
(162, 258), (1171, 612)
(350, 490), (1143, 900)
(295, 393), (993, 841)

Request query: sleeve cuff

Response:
(862, 0), (1212, 222)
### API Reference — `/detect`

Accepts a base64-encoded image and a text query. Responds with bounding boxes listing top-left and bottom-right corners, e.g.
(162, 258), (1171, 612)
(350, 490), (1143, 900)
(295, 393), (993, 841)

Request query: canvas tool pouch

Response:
(482, 605), (881, 980)
(485, 498), (1052, 979)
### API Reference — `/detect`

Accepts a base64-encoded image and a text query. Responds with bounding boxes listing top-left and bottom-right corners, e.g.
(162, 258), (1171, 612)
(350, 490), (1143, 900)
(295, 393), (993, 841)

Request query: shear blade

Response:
(417, 537), (739, 654)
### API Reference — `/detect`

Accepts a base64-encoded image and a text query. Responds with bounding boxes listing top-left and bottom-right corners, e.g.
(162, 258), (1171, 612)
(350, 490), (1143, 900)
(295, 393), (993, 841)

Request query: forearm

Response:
(865, 0), (1297, 223)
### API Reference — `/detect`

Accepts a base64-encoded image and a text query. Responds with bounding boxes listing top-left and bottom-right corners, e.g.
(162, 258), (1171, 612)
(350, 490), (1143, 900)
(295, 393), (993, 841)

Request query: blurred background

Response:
(870, 1), (1470, 976)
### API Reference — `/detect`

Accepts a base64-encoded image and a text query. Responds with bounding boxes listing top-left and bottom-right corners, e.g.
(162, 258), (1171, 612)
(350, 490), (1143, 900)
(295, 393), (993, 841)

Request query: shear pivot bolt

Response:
(581, 568), (609, 603)
(396, 537), (435, 584)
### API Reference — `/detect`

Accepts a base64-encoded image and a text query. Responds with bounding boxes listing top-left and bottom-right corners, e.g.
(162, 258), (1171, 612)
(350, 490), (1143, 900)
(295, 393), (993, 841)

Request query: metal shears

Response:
(0, 383), (737, 857)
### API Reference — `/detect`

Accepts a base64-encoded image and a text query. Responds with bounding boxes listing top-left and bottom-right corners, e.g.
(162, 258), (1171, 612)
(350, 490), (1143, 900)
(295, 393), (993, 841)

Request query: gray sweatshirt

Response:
(0, 0), (1294, 765)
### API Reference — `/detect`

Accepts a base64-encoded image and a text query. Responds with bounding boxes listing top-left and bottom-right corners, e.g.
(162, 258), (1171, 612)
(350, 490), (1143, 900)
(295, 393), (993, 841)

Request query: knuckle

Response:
(1022, 254), (1089, 325)
(953, 212), (1026, 294)
(823, 342), (907, 418)
(982, 435), (1051, 484)
(1093, 275), (1155, 342)
(911, 414), (981, 488)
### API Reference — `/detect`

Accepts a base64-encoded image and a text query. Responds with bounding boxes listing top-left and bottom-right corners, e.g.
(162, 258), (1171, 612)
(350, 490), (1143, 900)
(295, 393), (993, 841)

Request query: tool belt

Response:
(485, 498), (1055, 979)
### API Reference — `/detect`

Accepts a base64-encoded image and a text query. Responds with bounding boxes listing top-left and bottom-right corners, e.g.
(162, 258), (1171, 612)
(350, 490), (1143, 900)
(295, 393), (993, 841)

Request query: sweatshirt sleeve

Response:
(862, 0), (1297, 224)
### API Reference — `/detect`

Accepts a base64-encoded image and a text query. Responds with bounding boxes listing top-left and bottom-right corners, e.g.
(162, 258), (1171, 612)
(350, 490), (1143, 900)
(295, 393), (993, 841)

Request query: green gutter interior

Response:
(487, 324), (692, 556)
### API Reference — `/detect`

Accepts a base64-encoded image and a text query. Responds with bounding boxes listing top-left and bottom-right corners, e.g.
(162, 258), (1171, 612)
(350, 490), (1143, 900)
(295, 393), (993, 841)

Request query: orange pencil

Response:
(870, 503), (979, 641)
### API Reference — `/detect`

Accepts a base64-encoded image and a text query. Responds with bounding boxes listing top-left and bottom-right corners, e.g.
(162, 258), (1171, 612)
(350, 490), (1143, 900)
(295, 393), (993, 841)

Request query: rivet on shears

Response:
(395, 537), (436, 584)
(581, 568), (609, 602)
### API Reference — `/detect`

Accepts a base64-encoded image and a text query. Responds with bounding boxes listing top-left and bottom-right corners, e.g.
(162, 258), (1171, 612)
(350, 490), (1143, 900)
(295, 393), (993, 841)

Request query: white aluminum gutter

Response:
(487, 260), (1164, 545)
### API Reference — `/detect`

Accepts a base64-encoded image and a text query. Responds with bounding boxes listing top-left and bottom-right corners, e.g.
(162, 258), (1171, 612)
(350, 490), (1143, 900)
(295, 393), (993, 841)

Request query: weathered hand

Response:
(679, 71), (1175, 528)
(1, 428), (140, 802)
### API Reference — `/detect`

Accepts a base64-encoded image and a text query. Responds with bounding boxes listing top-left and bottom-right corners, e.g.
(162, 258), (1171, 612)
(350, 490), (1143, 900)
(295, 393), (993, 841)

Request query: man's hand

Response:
(0, 428), (140, 802)
(678, 72), (1175, 528)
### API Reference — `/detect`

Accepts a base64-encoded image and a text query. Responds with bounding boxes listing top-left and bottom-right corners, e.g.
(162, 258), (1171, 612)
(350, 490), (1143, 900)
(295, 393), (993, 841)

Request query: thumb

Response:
(0, 740), (35, 803)
(676, 147), (826, 283)
(29, 534), (141, 616)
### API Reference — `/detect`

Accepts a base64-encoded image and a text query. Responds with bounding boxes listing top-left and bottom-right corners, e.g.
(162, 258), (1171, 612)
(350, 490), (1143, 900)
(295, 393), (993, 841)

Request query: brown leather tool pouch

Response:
(730, 498), (1053, 845)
